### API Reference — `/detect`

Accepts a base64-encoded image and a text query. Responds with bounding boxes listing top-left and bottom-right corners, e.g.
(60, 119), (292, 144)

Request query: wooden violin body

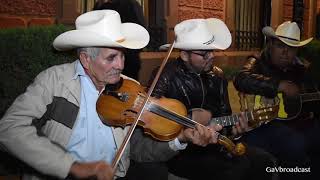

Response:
(97, 78), (184, 141)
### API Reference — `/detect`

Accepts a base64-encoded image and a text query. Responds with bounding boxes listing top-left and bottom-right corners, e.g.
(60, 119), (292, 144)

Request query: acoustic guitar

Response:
(239, 91), (320, 120)
(198, 105), (279, 130)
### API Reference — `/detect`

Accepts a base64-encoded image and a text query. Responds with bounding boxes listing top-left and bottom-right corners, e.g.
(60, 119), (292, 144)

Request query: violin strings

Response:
(148, 102), (199, 128)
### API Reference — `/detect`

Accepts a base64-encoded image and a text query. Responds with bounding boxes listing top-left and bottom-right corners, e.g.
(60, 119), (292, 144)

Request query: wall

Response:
(177, 0), (225, 21)
(0, 0), (57, 28)
(282, 0), (314, 38)
(166, 0), (226, 43)
(272, 0), (317, 39)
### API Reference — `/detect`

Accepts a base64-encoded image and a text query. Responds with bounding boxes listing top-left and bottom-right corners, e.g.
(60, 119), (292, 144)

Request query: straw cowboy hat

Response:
(262, 21), (313, 47)
(53, 10), (149, 51)
(160, 18), (231, 50)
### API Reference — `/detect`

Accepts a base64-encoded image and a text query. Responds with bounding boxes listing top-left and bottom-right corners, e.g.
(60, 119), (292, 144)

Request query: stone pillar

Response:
(226, 0), (235, 49)
(56, 0), (80, 25)
(271, 0), (284, 29)
(166, 0), (179, 43)
(304, 0), (317, 39)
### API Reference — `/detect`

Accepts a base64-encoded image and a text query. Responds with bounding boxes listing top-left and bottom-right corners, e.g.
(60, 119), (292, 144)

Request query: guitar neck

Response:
(301, 92), (320, 102)
(209, 111), (253, 127)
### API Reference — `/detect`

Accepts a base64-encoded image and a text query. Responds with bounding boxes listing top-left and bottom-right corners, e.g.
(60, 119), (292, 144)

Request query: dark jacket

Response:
(233, 50), (307, 98)
(150, 58), (232, 118)
(233, 50), (320, 116)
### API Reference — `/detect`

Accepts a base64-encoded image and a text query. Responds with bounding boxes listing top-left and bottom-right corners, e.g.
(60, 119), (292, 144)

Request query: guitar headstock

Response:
(250, 105), (279, 126)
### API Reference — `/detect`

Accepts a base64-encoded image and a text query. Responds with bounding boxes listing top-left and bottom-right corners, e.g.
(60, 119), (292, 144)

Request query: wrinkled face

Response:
(182, 50), (215, 73)
(80, 47), (125, 90)
(269, 39), (298, 69)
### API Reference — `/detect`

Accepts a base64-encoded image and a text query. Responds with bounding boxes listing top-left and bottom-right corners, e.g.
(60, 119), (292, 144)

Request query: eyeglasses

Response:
(190, 51), (213, 60)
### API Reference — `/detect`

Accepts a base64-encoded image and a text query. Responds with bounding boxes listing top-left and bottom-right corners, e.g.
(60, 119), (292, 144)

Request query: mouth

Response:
(109, 72), (121, 76)
(279, 57), (288, 60)
(108, 69), (122, 76)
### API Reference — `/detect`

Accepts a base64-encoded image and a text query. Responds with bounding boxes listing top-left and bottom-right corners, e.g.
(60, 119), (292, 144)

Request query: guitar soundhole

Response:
(283, 95), (301, 119)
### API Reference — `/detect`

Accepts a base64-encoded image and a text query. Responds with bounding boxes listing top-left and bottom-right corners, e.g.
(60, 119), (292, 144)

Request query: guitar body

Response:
(239, 92), (302, 120)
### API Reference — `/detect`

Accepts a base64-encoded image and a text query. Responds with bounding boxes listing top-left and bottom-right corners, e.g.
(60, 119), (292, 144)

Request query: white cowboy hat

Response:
(160, 18), (231, 50)
(262, 21), (313, 47)
(53, 10), (149, 51)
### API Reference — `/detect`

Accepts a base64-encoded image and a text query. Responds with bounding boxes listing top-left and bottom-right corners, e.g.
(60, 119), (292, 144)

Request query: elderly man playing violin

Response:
(0, 10), (223, 180)
(137, 18), (278, 180)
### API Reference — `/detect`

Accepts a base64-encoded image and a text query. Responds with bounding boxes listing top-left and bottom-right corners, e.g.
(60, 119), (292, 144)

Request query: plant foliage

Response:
(0, 25), (75, 117)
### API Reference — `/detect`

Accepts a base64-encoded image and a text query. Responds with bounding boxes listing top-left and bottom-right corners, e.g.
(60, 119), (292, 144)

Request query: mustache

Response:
(107, 69), (122, 76)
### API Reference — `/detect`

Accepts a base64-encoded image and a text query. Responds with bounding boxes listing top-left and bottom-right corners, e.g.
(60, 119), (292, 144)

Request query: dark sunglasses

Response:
(190, 51), (213, 60)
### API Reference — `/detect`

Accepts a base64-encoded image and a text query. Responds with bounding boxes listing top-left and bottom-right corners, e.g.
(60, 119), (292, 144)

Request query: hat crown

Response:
(75, 10), (124, 42)
(175, 19), (214, 45)
(53, 9), (149, 51)
(275, 21), (300, 41)
(262, 21), (313, 47)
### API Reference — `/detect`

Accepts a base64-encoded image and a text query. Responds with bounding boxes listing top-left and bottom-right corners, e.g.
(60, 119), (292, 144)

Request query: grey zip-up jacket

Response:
(0, 60), (178, 179)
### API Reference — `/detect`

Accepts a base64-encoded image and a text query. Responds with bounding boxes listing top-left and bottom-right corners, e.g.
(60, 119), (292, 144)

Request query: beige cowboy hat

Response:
(53, 10), (149, 51)
(160, 18), (231, 50)
(262, 21), (313, 47)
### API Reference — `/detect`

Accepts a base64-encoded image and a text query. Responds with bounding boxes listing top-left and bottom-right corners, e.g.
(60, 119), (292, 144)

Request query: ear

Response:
(180, 51), (189, 62)
(79, 52), (91, 70)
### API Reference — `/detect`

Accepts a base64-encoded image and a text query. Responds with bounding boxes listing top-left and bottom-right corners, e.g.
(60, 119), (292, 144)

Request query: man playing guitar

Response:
(234, 21), (320, 180)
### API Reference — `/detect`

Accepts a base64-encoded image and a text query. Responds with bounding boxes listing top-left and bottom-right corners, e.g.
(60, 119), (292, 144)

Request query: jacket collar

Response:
(61, 61), (81, 106)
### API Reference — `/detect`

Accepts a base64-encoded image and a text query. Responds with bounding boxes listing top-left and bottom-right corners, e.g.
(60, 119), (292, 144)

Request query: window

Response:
(234, 0), (271, 50)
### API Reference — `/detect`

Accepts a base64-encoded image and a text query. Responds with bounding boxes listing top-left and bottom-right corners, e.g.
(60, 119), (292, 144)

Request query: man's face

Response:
(269, 39), (298, 69)
(82, 47), (125, 88)
(184, 50), (215, 73)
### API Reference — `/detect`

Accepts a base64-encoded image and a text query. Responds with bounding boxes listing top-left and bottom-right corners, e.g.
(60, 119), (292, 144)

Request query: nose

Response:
(281, 46), (289, 55)
(112, 57), (124, 71)
(205, 52), (214, 61)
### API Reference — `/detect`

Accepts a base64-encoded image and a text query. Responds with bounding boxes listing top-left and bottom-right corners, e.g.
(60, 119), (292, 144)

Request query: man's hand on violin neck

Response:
(178, 124), (222, 147)
(69, 161), (114, 180)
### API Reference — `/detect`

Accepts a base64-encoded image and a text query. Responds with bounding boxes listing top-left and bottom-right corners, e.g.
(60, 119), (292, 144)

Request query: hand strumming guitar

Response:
(278, 80), (300, 97)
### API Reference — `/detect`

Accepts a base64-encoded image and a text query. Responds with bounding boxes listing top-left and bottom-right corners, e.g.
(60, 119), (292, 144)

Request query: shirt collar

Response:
(73, 60), (86, 79)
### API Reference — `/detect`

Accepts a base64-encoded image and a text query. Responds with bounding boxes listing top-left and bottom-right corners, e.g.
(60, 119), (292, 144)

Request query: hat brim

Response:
(160, 18), (231, 51)
(53, 23), (149, 51)
(262, 26), (313, 47)
(159, 43), (226, 51)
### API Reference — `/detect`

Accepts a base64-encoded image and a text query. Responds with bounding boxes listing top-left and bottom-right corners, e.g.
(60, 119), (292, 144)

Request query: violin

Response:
(96, 78), (246, 156)
(104, 42), (244, 171)
(97, 78), (184, 141)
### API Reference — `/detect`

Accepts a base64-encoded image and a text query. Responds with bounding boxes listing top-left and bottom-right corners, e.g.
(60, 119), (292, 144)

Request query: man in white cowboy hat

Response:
(140, 18), (277, 180)
(234, 21), (319, 179)
(0, 10), (223, 180)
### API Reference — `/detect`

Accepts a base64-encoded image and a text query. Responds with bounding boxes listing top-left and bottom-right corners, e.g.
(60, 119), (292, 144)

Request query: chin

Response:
(106, 77), (121, 85)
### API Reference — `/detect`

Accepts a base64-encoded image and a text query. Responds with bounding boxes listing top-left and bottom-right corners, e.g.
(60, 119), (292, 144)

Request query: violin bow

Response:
(111, 41), (176, 169)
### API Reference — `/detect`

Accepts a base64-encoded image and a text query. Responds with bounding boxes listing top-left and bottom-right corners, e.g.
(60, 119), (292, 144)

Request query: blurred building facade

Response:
(0, 0), (318, 50)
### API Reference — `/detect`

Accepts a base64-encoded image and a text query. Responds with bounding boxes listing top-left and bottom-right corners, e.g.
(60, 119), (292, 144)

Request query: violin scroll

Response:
(218, 134), (246, 156)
